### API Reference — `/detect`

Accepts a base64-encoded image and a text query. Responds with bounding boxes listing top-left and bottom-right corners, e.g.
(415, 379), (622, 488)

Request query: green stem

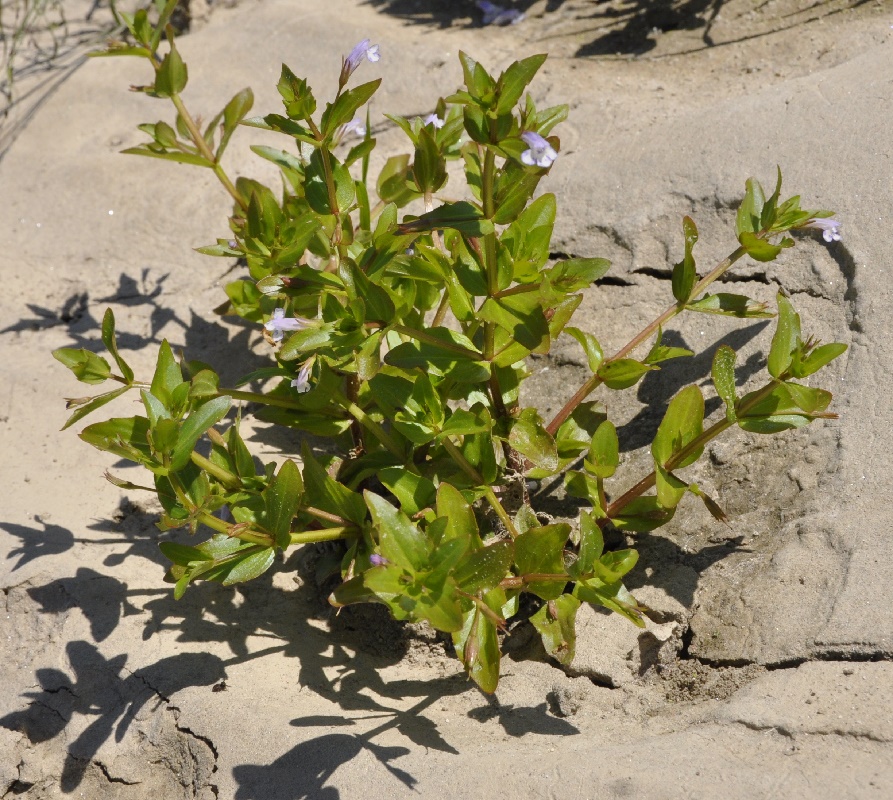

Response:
(440, 439), (520, 538)
(604, 379), (778, 521)
(499, 572), (568, 590)
(290, 527), (358, 545)
(391, 324), (483, 360)
(167, 93), (246, 211)
(545, 245), (749, 436)
(307, 118), (342, 245)
(431, 287), (451, 328)
(191, 452), (240, 490)
(333, 393), (410, 465)
(197, 511), (274, 546)
(304, 507), (357, 528)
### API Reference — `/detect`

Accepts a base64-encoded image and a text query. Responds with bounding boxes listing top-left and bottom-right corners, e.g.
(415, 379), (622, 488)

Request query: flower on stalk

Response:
(422, 113), (445, 129)
(369, 553), (389, 566)
(476, 1), (525, 25)
(291, 360), (313, 394)
(804, 217), (842, 243)
(520, 131), (558, 168)
(264, 308), (309, 343)
(341, 38), (380, 83)
(342, 116), (367, 138)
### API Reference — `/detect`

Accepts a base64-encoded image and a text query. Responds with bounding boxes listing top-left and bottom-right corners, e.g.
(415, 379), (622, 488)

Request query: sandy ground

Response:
(1, 0), (892, 797)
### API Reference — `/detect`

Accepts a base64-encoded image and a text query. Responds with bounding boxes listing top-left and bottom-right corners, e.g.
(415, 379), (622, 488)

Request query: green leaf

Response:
(150, 340), (184, 409)
(500, 193), (556, 279)
(100, 308), (133, 383)
(736, 383), (833, 435)
(221, 547), (276, 586)
(530, 594), (581, 666)
(276, 63), (317, 119)
(564, 327), (603, 373)
(492, 162), (542, 224)
(793, 342), (847, 378)
(120, 146), (213, 168)
(301, 443), (367, 525)
(479, 294), (550, 358)
(609, 497), (675, 532)
(570, 511), (604, 578)
(159, 541), (214, 566)
(685, 292), (773, 318)
(154, 39), (187, 98)
(738, 231), (786, 262)
(712, 345), (738, 422)
(574, 578), (645, 628)
(412, 125), (447, 194)
(655, 464), (688, 510)
(189, 369), (220, 400)
(783, 382), (833, 414)
(514, 524), (571, 600)
(79, 416), (153, 465)
(598, 359), (657, 390)
(377, 154), (420, 207)
(379, 468), (436, 517)
(768, 292), (801, 379)
(453, 607), (501, 693)
(321, 79), (381, 138)
(453, 541), (513, 595)
(261, 459), (304, 549)
(439, 406), (493, 439)
(53, 348), (111, 385)
(436, 483), (481, 543)
(218, 88), (254, 158)
(545, 258), (611, 292)
(61, 386), (131, 430)
(397, 201), (494, 237)
(459, 51), (496, 102)
(366, 491), (429, 572)
(170, 396), (232, 472)
(385, 328), (489, 383)
(586, 420), (619, 479)
(508, 409), (558, 472)
(736, 177), (766, 236)
(305, 149), (355, 215)
(672, 215), (698, 303)
(496, 54), (546, 114)
(651, 385), (704, 469)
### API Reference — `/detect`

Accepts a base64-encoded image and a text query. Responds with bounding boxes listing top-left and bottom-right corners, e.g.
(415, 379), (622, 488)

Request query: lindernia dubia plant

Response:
(55, 0), (847, 692)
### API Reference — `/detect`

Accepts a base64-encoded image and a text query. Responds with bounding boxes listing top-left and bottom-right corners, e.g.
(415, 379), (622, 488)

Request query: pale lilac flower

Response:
(290, 360), (313, 393)
(343, 39), (380, 81)
(227, 239), (238, 249)
(369, 553), (389, 566)
(520, 131), (558, 168)
(422, 113), (445, 129)
(804, 217), (842, 243)
(264, 308), (309, 343)
(342, 116), (367, 138)
(477, 1), (524, 26)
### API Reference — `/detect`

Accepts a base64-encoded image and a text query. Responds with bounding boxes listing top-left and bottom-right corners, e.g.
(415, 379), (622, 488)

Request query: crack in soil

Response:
(125, 671), (219, 799)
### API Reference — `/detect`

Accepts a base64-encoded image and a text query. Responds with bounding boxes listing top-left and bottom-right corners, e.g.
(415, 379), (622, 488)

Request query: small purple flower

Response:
(520, 131), (558, 168)
(804, 217), (842, 243)
(369, 553), (389, 566)
(264, 308), (310, 343)
(422, 113), (445, 129)
(342, 116), (367, 138)
(343, 39), (380, 81)
(227, 239), (238, 249)
(290, 360), (313, 394)
(477, 1), (524, 25)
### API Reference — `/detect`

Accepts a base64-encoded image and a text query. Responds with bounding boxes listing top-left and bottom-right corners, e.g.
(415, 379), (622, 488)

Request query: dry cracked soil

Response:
(1, 0), (892, 798)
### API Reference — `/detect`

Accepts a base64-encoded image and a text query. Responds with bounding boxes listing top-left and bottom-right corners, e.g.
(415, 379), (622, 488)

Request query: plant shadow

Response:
(1, 534), (579, 797)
